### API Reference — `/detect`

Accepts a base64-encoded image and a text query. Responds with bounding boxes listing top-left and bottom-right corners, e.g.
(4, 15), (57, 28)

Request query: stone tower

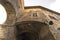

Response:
(0, 0), (60, 40)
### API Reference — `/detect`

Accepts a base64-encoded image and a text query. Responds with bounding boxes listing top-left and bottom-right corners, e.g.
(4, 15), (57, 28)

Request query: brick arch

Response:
(0, 0), (16, 25)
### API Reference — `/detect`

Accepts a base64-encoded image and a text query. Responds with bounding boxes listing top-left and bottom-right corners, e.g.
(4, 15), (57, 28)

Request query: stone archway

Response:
(16, 21), (54, 40)
(0, 0), (16, 40)
(0, 0), (16, 25)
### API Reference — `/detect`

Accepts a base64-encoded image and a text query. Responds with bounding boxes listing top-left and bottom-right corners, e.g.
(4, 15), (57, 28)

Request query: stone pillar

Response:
(0, 25), (16, 40)
(17, 0), (24, 18)
(19, 0), (24, 11)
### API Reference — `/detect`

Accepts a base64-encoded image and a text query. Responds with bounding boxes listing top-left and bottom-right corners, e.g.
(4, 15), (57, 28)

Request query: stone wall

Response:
(0, 25), (16, 40)
(0, 0), (60, 40)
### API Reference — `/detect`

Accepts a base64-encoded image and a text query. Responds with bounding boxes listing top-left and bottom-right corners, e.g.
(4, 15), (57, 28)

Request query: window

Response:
(0, 4), (7, 24)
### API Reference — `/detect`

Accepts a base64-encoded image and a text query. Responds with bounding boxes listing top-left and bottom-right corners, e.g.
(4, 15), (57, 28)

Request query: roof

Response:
(24, 6), (60, 15)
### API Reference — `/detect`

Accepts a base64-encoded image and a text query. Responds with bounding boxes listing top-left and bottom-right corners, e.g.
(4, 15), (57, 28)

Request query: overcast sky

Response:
(0, 4), (7, 24)
(24, 0), (60, 13)
(0, 0), (60, 24)
(24, 0), (55, 7)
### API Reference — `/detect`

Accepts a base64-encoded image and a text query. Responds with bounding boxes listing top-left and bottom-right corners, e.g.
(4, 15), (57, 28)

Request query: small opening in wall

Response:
(0, 4), (7, 24)
(33, 12), (37, 17)
(49, 21), (53, 25)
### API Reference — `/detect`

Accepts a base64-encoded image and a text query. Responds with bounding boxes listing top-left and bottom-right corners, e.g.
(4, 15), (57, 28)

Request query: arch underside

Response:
(0, 0), (16, 25)
(16, 21), (55, 40)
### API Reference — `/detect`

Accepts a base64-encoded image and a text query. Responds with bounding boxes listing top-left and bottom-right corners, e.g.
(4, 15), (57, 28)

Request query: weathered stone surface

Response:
(0, 25), (16, 40)
(16, 21), (55, 40)
(0, 0), (60, 40)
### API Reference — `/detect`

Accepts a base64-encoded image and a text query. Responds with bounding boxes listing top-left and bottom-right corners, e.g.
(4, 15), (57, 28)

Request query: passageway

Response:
(16, 21), (55, 40)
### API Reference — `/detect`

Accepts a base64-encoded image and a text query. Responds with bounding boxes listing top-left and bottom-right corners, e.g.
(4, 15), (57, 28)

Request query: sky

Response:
(50, 0), (60, 12)
(0, 0), (60, 24)
(24, 0), (55, 7)
(24, 0), (60, 13)
(0, 4), (7, 24)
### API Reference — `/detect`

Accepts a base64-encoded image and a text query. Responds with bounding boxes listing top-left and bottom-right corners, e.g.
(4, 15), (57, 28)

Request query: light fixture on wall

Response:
(0, 4), (7, 24)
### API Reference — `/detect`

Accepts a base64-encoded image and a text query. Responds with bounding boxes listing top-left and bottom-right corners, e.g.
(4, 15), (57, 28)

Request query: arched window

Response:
(0, 4), (7, 24)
